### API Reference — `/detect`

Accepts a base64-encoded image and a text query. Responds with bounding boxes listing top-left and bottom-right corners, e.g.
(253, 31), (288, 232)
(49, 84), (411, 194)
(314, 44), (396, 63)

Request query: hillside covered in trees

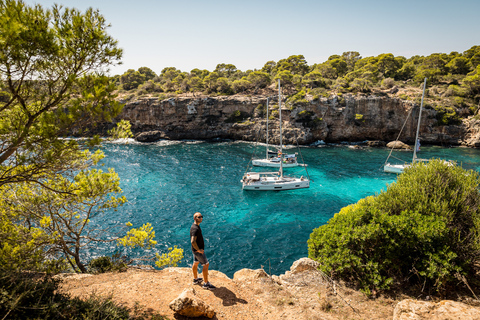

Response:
(115, 46), (480, 125)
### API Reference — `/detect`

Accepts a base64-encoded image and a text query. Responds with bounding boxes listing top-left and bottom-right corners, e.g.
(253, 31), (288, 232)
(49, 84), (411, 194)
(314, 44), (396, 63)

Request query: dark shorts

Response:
(193, 251), (209, 266)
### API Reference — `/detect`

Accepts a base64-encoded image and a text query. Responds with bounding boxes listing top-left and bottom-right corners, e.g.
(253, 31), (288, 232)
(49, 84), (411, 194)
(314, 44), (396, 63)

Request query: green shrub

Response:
(381, 78), (395, 89)
(88, 254), (128, 274)
(255, 104), (266, 118)
(0, 270), (164, 319)
(287, 90), (308, 107)
(225, 110), (250, 123)
(434, 105), (462, 125)
(308, 160), (480, 295)
(295, 110), (321, 128)
(454, 97), (465, 107)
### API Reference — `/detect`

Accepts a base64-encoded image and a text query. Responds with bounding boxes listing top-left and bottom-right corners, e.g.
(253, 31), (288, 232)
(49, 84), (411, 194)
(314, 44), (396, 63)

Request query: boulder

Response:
(393, 299), (480, 320)
(289, 258), (320, 274)
(386, 141), (411, 150)
(135, 130), (167, 142)
(366, 140), (386, 147)
(168, 288), (215, 318)
(233, 268), (269, 282)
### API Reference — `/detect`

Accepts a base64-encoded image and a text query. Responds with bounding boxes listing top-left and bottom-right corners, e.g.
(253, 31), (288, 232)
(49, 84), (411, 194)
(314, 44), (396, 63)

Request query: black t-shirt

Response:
(190, 223), (204, 252)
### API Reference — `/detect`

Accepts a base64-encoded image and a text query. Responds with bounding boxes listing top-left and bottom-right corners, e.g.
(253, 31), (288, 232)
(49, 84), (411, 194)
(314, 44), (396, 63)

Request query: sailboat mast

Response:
(412, 77), (427, 162)
(266, 97), (269, 159)
(278, 79), (283, 178)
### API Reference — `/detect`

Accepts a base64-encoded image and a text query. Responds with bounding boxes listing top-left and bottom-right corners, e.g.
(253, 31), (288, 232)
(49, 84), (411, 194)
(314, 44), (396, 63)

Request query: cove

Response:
(92, 141), (480, 277)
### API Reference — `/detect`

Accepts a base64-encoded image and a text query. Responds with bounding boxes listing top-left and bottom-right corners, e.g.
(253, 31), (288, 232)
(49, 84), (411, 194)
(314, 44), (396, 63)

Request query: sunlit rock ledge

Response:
(105, 94), (480, 148)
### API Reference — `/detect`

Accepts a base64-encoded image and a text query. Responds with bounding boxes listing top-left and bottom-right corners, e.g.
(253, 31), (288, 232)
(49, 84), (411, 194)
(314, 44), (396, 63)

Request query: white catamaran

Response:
(384, 77), (431, 173)
(251, 96), (302, 168)
(241, 80), (310, 191)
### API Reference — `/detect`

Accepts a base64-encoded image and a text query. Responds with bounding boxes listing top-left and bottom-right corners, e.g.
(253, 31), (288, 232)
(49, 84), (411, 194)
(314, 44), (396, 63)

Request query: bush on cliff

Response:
(0, 269), (165, 320)
(308, 160), (480, 295)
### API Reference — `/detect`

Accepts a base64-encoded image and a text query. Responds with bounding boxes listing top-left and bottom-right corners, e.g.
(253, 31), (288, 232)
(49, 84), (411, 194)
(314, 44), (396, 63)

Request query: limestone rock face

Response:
(464, 118), (480, 147)
(393, 299), (480, 320)
(168, 288), (215, 318)
(113, 94), (480, 147)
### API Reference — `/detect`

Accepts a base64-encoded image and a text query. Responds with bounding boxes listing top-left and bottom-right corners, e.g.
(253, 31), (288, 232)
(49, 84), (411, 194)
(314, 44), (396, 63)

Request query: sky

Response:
(25, 0), (480, 76)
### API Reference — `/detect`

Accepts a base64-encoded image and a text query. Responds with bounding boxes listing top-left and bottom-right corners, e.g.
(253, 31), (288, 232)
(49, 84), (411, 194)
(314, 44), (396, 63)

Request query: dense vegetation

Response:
(308, 160), (480, 296)
(0, 269), (167, 319)
(116, 47), (480, 123)
(0, 1), (179, 318)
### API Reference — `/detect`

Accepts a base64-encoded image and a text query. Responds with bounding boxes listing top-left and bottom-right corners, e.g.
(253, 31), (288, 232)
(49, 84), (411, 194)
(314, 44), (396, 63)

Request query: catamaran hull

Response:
(252, 159), (300, 168)
(242, 179), (310, 191)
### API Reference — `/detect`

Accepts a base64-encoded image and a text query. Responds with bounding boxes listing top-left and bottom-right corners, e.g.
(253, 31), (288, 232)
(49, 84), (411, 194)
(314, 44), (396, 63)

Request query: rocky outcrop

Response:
(386, 141), (411, 149)
(393, 299), (480, 320)
(233, 268), (270, 283)
(463, 118), (480, 147)
(114, 94), (480, 147)
(169, 287), (216, 318)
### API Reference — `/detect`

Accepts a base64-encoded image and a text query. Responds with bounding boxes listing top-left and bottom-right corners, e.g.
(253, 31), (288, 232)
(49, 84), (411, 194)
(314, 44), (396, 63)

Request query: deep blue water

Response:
(92, 141), (480, 277)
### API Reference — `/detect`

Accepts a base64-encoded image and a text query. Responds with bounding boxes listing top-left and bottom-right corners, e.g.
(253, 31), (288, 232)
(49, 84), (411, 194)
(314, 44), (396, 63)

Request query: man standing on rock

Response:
(190, 212), (216, 290)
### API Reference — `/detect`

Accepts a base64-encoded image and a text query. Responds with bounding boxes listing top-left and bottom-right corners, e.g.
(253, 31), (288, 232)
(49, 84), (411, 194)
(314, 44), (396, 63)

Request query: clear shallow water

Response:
(93, 141), (480, 277)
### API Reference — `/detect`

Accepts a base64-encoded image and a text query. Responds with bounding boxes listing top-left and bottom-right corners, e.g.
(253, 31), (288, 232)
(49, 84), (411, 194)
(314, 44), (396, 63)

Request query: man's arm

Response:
(191, 236), (204, 253)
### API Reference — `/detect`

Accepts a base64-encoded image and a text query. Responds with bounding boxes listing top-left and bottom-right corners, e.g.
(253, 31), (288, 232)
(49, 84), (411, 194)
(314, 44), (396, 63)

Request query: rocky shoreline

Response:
(59, 258), (480, 319)
(97, 93), (480, 148)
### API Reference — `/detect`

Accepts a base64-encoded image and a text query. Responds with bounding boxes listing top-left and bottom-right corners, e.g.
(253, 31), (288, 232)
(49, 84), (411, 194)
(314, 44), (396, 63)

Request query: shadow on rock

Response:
(212, 286), (248, 306)
(173, 314), (218, 320)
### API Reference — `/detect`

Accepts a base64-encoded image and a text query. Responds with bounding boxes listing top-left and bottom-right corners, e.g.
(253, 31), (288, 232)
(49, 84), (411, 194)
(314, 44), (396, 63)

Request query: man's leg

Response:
(202, 262), (209, 283)
(192, 261), (199, 279)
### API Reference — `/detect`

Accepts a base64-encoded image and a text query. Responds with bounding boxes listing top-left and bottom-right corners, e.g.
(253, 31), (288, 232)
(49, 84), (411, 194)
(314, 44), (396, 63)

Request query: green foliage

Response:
(120, 69), (146, 90)
(117, 223), (157, 250)
(137, 66), (157, 81)
(295, 110), (321, 128)
(303, 71), (327, 89)
(246, 71), (271, 90)
(215, 77), (233, 95)
(462, 65), (480, 96)
(381, 78), (395, 89)
(232, 78), (251, 93)
(108, 120), (134, 140)
(308, 160), (480, 294)
(88, 253), (128, 274)
(0, 0), (123, 187)
(115, 46), (480, 117)
(254, 104), (266, 118)
(446, 57), (470, 74)
(274, 70), (294, 88)
(137, 80), (163, 94)
(155, 245), (184, 269)
(434, 105), (462, 125)
(0, 269), (165, 319)
(214, 63), (238, 77)
(225, 110), (250, 123)
(0, 152), (128, 273)
(274, 55), (310, 76)
(287, 90), (308, 106)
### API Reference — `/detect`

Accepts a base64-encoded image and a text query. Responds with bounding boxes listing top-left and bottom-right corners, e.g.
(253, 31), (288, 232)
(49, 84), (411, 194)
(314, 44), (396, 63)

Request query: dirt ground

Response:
(58, 266), (405, 320)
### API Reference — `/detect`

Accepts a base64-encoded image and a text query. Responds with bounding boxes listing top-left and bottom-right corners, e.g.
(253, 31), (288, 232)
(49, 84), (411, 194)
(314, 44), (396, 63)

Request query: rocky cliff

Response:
(114, 93), (480, 147)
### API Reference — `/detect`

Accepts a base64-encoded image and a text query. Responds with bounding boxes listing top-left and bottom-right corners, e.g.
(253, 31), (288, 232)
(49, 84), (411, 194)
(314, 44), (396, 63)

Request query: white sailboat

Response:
(251, 97), (301, 168)
(241, 81), (310, 191)
(384, 78), (429, 173)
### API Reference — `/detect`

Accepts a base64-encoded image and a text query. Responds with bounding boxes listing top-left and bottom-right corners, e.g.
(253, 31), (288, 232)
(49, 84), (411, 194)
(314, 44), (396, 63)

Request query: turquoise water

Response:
(94, 141), (480, 277)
